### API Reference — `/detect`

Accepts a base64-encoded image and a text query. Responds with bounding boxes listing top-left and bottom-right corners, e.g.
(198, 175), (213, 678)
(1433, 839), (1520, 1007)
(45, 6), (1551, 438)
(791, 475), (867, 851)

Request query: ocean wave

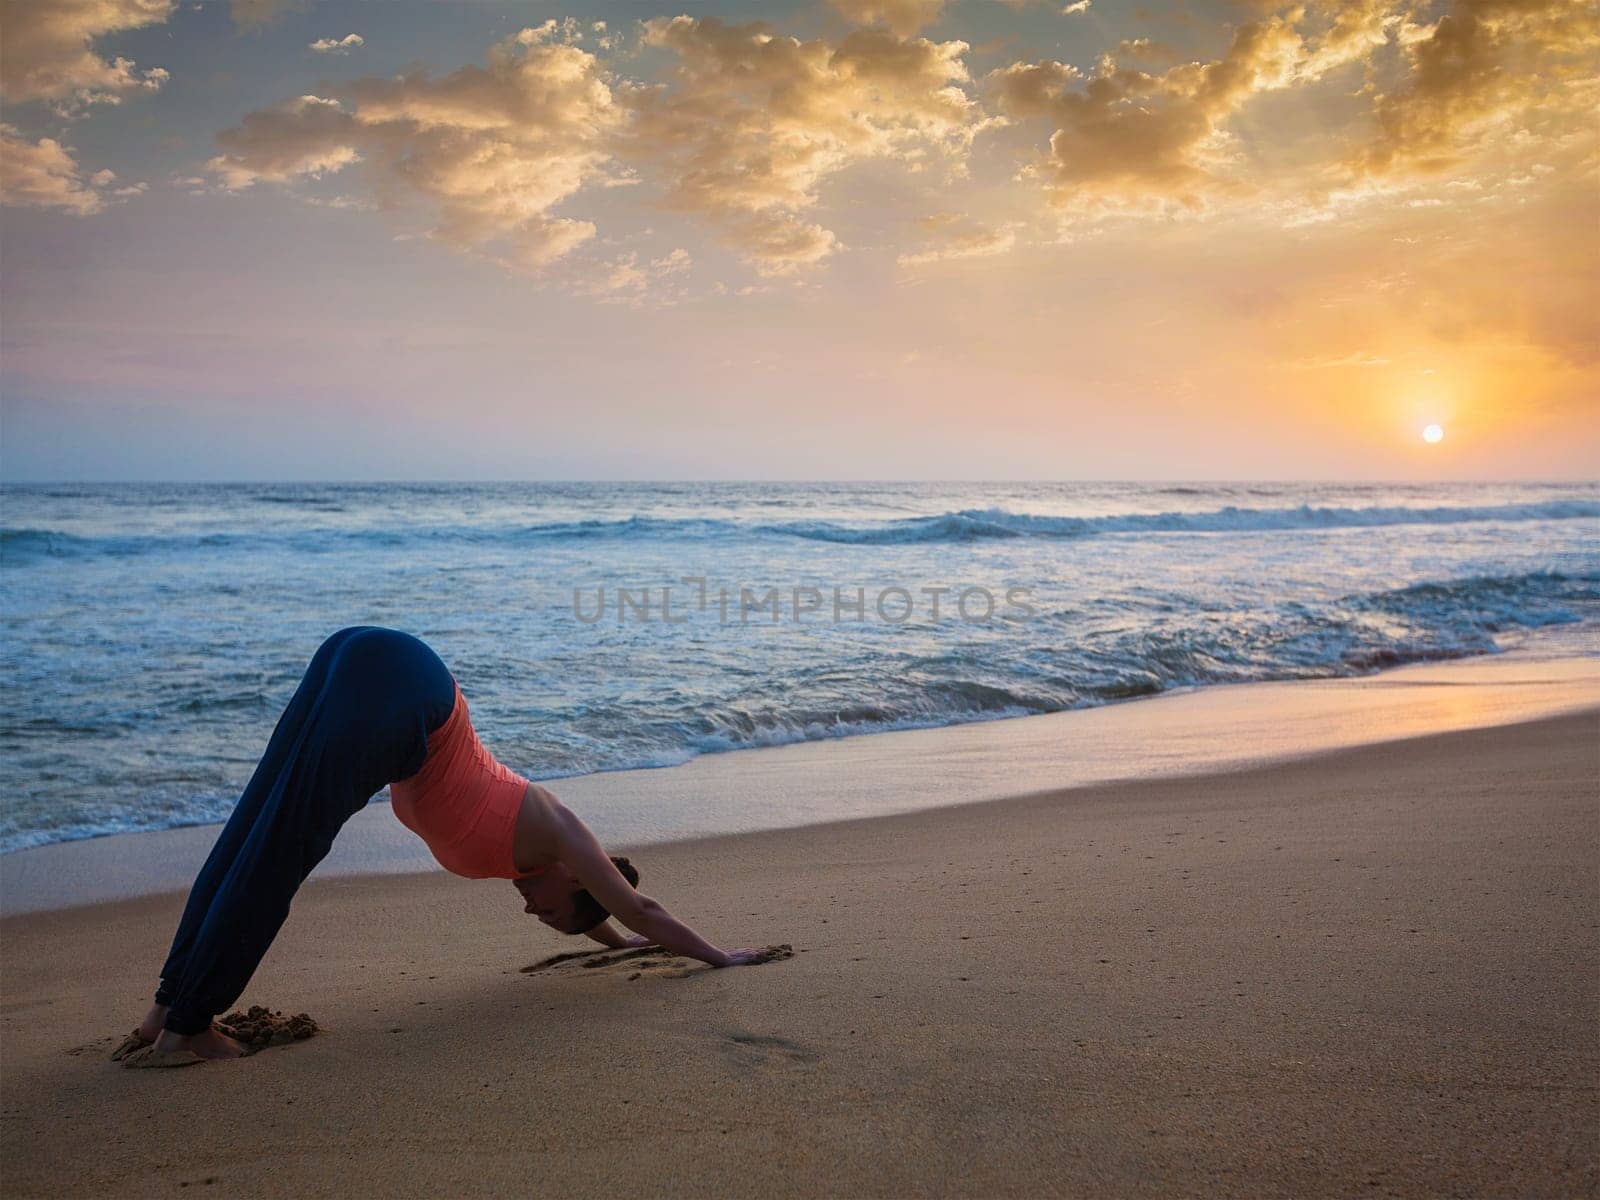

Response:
(1, 526), (265, 563)
(761, 512), (1028, 543)
(764, 500), (1600, 544)
(533, 571), (1598, 770)
(1360, 569), (1597, 623)
(512, 516), (732, 540)
(0, 515), (739, 563)
(1, 528), (93, 559)
(5, 499), (1597, 564)
(641, 571), (1598, 759)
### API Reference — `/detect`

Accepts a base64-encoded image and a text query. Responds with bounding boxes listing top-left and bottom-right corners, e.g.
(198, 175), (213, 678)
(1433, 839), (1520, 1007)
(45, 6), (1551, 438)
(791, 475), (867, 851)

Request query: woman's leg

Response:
(158, 745), (366, 1036)
(156, 627), (454, 1039)
(150, 626), (375, 1012)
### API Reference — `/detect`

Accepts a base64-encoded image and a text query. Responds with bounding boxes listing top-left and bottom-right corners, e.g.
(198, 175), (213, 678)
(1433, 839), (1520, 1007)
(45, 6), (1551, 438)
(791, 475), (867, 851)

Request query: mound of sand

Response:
(216, 1006), (320, 1053)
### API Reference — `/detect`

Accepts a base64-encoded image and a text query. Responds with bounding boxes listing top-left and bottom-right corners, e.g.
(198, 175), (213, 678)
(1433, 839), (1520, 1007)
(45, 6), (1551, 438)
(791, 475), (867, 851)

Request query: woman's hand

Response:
(715, 947), (769, 967)
(622, 933), (653, 949)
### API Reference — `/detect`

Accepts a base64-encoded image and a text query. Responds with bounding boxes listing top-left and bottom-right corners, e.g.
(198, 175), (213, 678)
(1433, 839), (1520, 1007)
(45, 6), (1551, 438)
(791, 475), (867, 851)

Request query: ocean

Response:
(2, 481), (1596, 854)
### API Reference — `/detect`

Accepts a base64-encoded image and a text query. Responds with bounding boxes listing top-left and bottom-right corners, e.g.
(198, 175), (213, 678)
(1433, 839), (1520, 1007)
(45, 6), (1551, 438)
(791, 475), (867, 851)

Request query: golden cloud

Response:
(622, 15), (985, 272)
(207, 23), (623, 267)
(578, 245), (694, 304)
(0, 0), (172, 106)
(990, 0), (1598, 213)
(0, 122), (145, 212)
(190, 0), (1594, 302)
(1361, 0), (1600, 173)
(827, 0), (947, 38)
(208, 13), (989, 276)
(898, 212), (1018, 264)
(0, 123), (105, 212)
(987, 13), (1311, 209)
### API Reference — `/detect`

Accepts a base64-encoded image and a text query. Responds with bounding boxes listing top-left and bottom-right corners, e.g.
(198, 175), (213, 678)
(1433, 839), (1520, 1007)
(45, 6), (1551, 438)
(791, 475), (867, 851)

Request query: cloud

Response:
(196, 0), (1594, 299)
(0, 123), (145, 212)
(301, 192), (376, 211)
(1360, 0), (1600, 173)
(0, 0), (173, 106)
(994, 0), (1092, 11)
(989, 0), (1596, 214)
(578, 246), (693, 302)
(498, 218), (599, 269)
(309, 34), (364, 56)
(207, 95), (363, 188)
(1296, 0), (1399, 78)
(983, 2), (1434, 213)
(988, 14), (1316, 210)
(722, 212), (840, 274)
(623, 15), (986, 273)
(208, 24), (624, 268)
(897, 212), (1018, 264)
(205, 13), (993, 278)
(827, 0), (946, 38)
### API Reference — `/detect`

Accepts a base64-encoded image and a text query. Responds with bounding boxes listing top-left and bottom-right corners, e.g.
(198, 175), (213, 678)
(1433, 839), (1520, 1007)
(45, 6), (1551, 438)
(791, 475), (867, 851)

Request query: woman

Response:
(125, 625), (768, 1064)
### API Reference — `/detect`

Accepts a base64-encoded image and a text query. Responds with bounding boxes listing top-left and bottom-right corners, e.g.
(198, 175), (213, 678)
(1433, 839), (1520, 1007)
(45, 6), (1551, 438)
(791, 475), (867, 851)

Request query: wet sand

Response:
(3, 711), (1597, 1197)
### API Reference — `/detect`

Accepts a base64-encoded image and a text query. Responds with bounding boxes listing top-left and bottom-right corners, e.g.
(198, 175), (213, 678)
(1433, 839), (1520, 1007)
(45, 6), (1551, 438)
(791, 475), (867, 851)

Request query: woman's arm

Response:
(584, 920), (650, 950)
(551, 803), (740, 967)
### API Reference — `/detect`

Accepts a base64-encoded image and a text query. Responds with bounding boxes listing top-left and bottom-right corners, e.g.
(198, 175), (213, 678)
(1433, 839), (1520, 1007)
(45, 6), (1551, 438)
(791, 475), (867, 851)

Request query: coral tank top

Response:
(389, 682), (539, 880)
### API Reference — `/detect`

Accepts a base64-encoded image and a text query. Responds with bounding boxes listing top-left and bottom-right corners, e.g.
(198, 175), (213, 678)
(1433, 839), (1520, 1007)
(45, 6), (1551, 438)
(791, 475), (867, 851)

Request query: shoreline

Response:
(2, 711), (1595, 1196)
(6, 640), (1593, 921)
(3, 639), (1597, 916)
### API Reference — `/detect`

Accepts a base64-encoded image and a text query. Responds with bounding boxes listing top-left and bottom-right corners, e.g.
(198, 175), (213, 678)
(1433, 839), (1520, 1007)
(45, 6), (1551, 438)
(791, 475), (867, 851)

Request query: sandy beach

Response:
(5, 0), (1596, 1189)
(3, 706), (1596, 1198)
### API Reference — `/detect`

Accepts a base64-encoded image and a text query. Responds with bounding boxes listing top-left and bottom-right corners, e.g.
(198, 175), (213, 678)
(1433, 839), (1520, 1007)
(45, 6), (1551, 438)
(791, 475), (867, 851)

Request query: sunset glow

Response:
(1, 0), (1596, 480)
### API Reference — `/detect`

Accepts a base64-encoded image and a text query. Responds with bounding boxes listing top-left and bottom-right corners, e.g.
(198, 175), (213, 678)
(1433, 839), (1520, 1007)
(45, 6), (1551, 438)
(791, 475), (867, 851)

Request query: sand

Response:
(2, 711), (1597, 1197)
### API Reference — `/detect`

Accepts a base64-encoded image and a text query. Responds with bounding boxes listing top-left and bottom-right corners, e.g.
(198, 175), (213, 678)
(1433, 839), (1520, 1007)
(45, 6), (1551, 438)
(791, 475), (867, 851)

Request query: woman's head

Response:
(513, 856), (640, 934)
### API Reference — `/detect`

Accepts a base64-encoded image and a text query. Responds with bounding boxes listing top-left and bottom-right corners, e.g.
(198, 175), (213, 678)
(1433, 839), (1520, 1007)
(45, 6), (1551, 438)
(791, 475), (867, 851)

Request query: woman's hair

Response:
(569, 855), (640, 934)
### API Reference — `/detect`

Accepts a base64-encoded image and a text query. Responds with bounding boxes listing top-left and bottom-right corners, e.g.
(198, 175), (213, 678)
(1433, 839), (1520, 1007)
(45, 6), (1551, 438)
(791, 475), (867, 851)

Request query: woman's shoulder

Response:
(511, 781), (566, 870)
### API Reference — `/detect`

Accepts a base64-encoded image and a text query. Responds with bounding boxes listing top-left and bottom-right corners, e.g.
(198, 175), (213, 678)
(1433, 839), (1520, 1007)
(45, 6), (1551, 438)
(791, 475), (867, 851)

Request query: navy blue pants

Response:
(154, 627), (456, 1035)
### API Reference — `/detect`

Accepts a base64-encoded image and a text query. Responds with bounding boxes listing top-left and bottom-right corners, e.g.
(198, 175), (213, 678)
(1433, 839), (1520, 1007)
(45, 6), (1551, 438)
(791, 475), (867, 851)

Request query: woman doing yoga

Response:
(127, 626), (768, 1062)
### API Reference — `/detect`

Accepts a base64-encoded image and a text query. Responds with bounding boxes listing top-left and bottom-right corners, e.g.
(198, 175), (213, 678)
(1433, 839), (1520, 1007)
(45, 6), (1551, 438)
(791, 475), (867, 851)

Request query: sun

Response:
(1422, 423), (1444, 444)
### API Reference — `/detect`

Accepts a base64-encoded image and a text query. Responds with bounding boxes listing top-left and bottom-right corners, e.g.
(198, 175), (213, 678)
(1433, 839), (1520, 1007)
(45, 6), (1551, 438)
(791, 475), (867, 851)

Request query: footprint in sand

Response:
(720, 1030), (821, 1068)
(114, 1007), (321, 1068)
(521, 943), (794, 981)
(521, 945), (705, 980)
(68, 1033), (121, 1058)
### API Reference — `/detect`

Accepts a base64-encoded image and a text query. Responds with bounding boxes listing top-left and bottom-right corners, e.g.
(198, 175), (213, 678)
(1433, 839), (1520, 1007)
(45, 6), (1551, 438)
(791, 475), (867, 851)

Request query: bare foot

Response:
(153, 1025), (247, 1059)
(136, 1003), (168, 1043)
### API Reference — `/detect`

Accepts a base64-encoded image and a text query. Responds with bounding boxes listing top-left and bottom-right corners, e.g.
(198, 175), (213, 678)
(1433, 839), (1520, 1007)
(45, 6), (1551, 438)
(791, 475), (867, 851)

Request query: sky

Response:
(1, 0), (1596, 481)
